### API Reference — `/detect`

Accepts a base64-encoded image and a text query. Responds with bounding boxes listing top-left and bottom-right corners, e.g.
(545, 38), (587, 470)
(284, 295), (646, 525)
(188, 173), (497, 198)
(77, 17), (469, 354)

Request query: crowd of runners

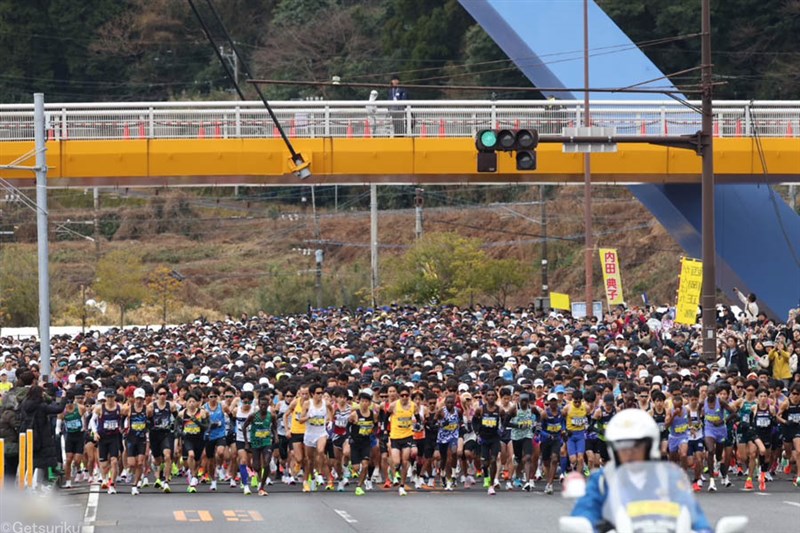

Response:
(0, 302), (799, 497)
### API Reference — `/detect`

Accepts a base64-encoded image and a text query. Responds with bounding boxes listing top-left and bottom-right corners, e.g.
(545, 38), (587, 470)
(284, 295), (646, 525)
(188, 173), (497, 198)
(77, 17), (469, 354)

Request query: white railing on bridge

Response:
(0, 100), (798, 141)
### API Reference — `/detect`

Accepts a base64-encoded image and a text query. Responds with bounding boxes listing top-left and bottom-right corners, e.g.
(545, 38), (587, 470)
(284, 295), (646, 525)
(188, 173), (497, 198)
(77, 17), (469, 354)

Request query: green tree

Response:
(0, 246), (39, 327)
(477, 258), (531, 307)
(94, 249), (147, 327)
(386, 232), (486, 305)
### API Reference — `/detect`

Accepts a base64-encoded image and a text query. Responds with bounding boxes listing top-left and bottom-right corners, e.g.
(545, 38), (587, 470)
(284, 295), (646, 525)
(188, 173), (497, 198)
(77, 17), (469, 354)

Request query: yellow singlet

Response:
(566, 402), (588, 432)
(290, 401), (306, 434)
(390, 400), (416, 440)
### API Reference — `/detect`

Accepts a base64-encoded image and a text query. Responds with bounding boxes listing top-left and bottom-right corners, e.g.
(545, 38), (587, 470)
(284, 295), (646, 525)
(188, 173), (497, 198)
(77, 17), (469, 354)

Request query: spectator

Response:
(388, 74), (408, 137)
(734, 287), (759, 325)
(21, 384), (65, 486)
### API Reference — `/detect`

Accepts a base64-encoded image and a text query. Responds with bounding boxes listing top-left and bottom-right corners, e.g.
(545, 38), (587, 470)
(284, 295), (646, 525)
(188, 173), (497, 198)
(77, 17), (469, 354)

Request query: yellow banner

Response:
(549, 292), (571, 311)
(598, 248), (624, 306)
(676, 257), (703, 325)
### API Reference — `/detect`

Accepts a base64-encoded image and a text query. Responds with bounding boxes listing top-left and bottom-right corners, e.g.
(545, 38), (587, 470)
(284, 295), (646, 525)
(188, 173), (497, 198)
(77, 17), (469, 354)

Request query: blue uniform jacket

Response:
(571, 469), (712, 533)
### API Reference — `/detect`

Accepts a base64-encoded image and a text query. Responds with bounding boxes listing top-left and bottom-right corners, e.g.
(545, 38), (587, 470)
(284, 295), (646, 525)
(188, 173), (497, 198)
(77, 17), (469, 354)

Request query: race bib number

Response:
(131, 421), (146, 432)
(103, 419), (118, 431)
(756, 417), (770, 428)
(66, 418), (82, 431)
(309, 416), (325, 426)
(255, 429), (270, 438)
(482, 417), (497, 428)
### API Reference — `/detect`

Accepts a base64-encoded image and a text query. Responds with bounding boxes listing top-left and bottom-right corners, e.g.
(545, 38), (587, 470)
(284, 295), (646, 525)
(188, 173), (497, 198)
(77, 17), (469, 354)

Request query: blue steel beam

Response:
(459, 0), (800, 319)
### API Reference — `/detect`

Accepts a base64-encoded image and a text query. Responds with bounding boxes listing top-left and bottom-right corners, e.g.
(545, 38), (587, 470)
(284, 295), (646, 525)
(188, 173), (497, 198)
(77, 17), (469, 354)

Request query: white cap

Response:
(199, 375), (210, 384)
(457, 383), (469, 392)
(533, 378), (544, 387)
(133, 388), (146, 399)
(242, 382), (254, 392)
(651, 375), (664, 384)
(97, 391), (106, 401)
(258, 377), (269, 385)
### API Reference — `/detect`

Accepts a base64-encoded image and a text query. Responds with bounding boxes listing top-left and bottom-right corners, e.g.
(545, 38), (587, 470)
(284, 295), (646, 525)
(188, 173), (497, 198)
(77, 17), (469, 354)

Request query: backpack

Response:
(0, 386), (29, 455)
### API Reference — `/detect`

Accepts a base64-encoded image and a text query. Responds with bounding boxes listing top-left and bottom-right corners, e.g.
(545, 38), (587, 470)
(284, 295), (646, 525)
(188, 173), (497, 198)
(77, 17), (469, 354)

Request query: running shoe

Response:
(243, 485), (251, 495)
(101, 480), (109, 490)
(488, 486), (496, 496)
(427, 477), (435, 488)
(355, 486), (365, 496)
(736, 466), (744, 477)
(141, 476), (150, 487)
(325, 482), (335, 491)
(154, 478), (163, 489)
(692, 481), (701, 493)
(505, 480), (513, 491)
(383, 479), (392, 489)
(483, 476), (491, 489)
(310, 478), (318, 492)
(171, 463), (179, 477)
(522, 481), (532, 492)
(544, 483), (553, 495)
(302, 480), (311, 493)
(794, 476), (800, 487)
(230, 479), (237, 488)
(445, 480), (454, 491)
(466, 475), (475, 487)
(721, 475), (732, 487)
(107, 485), (117, 495)
(743, 477), (753, 491)
(513, 478), (523, 489)
(759, 472), (766, 492)
(365, 480), (373, 491)
(398, 486), (407, 496)
(210, 480), (217, 492)
(131, 486), (139, 496)
(708, 478), (717, 492)
(63, 480), (72, 489)
(266, 478), (274, 486)
(258, 489), (268, 496)
(187, 485), (197, 493)
(414, 477), (423, 490)
(251, 474), (259, 488)
(162, 482), (171, 493)
(784, 464), (793, 475)
(765, 472), (774, 482)
(337, 480), (346, 492)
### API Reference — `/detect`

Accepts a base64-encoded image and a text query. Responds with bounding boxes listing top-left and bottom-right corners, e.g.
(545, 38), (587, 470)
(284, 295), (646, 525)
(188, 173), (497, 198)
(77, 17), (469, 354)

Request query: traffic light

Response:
(475, 128), (538, 172)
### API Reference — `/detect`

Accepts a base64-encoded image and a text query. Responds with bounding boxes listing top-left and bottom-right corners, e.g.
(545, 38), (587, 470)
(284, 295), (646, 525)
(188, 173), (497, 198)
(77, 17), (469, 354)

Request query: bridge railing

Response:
(0, 100), (798, 141)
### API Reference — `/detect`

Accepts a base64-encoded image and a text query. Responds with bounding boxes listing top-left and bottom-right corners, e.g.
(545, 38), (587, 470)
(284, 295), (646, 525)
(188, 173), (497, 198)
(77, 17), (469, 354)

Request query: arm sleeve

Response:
(570, 471), (606, 532)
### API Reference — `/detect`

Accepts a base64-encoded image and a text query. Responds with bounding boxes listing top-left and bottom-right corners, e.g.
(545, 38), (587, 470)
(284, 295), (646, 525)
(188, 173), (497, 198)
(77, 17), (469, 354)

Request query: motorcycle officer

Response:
(570, 409), (712, 533)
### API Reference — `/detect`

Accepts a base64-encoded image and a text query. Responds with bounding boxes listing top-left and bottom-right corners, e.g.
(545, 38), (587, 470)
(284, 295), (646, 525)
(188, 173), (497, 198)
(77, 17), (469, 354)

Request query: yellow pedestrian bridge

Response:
(0, 100), (798, 186)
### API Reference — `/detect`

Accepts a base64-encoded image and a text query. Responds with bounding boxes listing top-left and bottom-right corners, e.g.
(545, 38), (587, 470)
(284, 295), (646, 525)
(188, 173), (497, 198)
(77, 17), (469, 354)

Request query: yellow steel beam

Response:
(0, 138), (798, 186)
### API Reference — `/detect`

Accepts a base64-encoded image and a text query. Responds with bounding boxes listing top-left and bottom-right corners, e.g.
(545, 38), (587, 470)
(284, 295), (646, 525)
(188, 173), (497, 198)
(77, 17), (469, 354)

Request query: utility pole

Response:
(93, 187), (100, 257)
(80, 284), (86, 335)
(310, 185), (321, 241)
(315, 249), (323, 309)
(414, 188), (424, 240)
(582, 0), (594, 318)
(219, 45), (239, 86)
(700, 0), (717, 361)
(540, 184), (549, 295)
(370, 184), (379, 306)
(34, 93), (51, 381)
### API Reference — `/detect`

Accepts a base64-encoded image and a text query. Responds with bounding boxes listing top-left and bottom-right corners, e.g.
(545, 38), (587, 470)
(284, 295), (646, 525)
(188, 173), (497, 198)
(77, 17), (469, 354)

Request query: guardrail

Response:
(0, 100), (798, 141)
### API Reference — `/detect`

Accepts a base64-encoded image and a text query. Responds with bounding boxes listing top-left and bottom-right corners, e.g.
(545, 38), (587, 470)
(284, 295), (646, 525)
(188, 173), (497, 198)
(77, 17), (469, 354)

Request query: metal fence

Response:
(0, 100), (798, 141)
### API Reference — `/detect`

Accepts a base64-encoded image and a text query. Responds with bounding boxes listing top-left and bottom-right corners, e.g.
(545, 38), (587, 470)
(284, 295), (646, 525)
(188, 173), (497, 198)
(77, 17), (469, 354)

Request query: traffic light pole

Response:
(582, 0), (594, 319)
(700, 0), (716, 362)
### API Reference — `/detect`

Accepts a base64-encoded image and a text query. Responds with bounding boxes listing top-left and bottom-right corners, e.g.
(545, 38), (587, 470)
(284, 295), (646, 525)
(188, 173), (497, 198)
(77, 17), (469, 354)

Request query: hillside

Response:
(0, 184), (694, 327)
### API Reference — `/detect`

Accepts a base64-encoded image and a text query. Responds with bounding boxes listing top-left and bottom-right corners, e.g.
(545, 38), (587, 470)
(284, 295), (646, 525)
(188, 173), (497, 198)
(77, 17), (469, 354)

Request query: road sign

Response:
(561, 126), (617, 153)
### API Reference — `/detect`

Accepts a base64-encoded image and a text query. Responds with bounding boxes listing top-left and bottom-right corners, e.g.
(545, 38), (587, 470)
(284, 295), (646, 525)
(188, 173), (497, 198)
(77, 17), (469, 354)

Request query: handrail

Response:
(0, 99), (798, 141)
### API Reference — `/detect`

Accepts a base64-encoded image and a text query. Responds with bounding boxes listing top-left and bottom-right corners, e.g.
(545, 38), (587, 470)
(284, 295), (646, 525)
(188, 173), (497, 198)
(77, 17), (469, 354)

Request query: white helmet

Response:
(604, 408), (661, 464)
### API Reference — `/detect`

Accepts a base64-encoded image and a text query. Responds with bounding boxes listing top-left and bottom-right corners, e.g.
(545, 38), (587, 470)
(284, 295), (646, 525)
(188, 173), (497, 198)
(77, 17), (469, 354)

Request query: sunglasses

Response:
(242, 401), (252, 405)
(208, 395), (218, 398)
(400, 393), (409, 398)
(158, 392), (167, 396)
(380, 395), (388, 399)
(285, 394), (294, 398)
(225, 395), (234, 399)
(746, 388), (756, 392)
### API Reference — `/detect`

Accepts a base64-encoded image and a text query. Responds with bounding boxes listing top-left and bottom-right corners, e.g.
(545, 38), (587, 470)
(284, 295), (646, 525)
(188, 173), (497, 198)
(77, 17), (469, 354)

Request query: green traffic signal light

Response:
(476, 129), (498, 151)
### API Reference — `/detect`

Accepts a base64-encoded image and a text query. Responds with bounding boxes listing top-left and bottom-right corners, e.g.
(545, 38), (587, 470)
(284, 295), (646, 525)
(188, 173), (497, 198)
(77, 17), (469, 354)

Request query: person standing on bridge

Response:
(388, 74), (408, 137)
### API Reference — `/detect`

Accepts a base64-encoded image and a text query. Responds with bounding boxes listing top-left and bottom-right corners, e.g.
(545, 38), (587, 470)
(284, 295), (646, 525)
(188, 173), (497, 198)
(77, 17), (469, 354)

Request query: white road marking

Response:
(82, 484), (100, 533)
(335, 509), (358, 524)
(784, 501), (800, 508)
(753, 492), (770, 496)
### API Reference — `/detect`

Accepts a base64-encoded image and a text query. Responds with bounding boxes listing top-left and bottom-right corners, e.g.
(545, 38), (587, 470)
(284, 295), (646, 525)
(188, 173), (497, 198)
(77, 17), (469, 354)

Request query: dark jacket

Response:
(724, 347), (748, 377)
(0, 385), (29, 455)
(21, 395), (65, 468)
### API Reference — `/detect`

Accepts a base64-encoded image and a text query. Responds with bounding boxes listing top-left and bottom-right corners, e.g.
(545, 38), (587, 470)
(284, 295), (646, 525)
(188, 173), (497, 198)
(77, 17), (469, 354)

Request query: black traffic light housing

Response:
(475, 128), (539, 172)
